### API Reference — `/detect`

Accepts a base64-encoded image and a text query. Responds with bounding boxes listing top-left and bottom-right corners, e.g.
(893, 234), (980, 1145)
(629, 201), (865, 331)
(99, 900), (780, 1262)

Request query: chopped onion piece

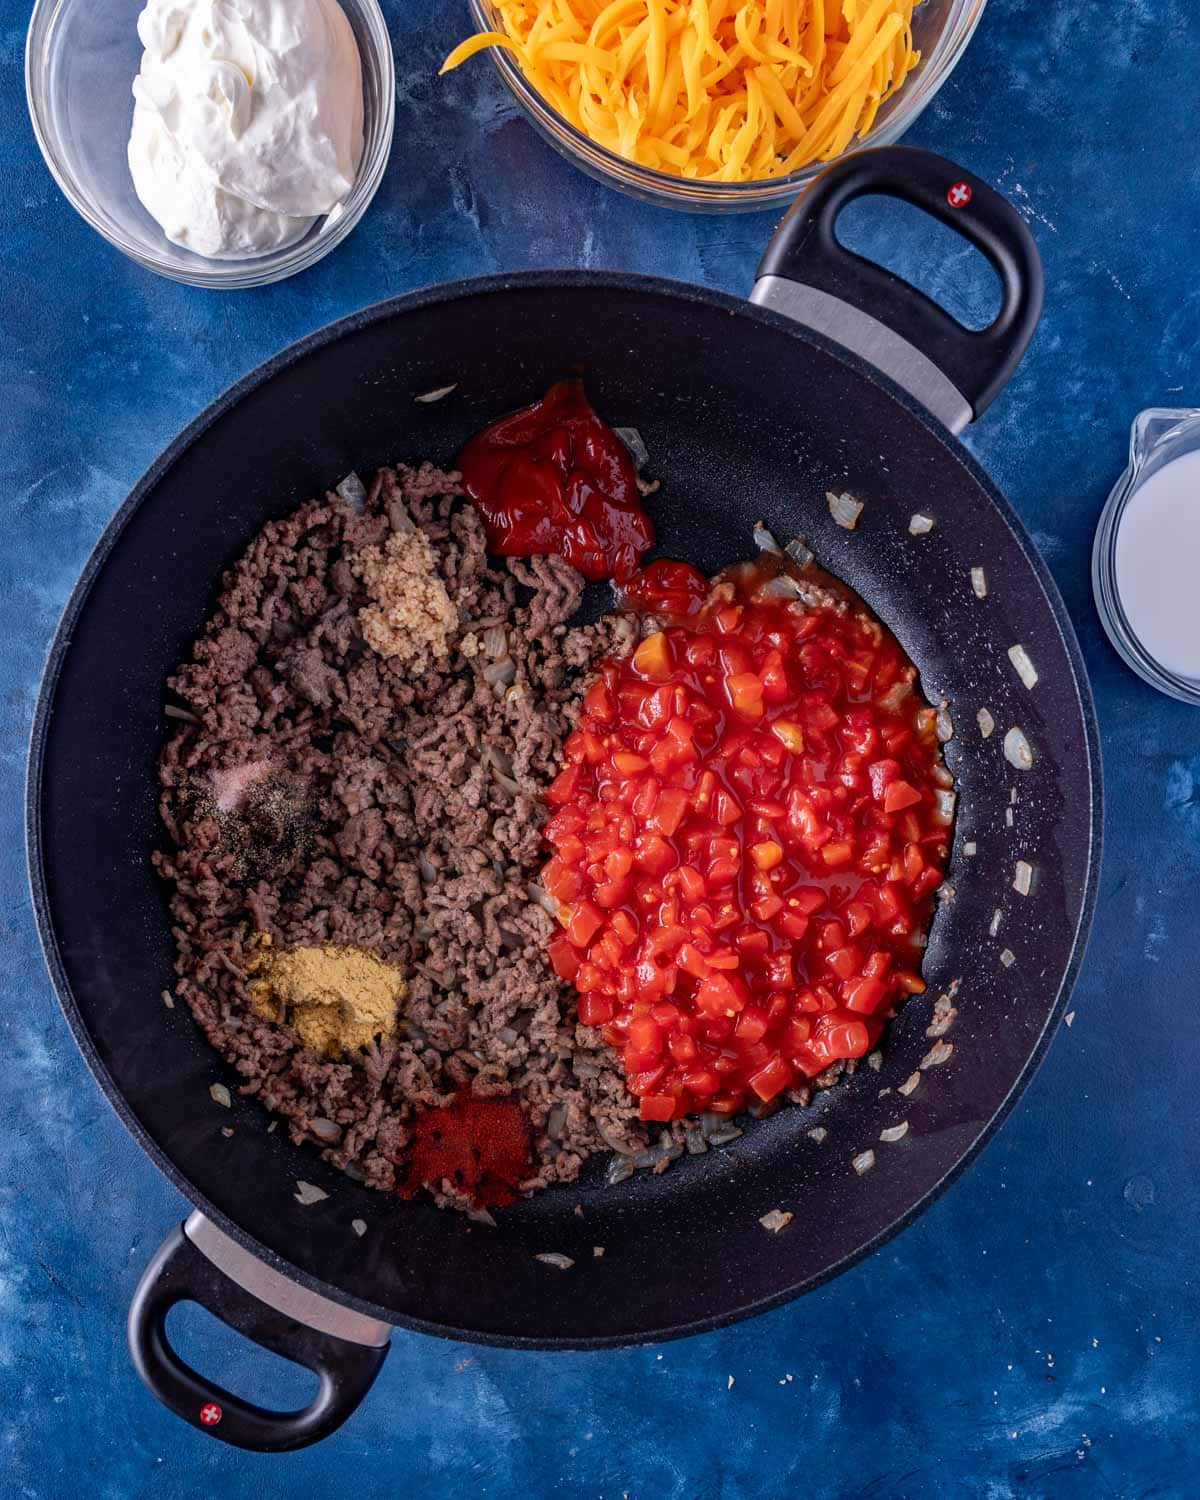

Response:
(466, 1206), (497, 1227)
(164, 704), (200, 723)
(593, 1246), (606, 1258)
(414, 384), (457, 404)
(909, 513), (935, 535)
(294, 1180), (329, 1206)
(989, 907), (1004, 937)
(757, 573), (804, 600)
(1008, 644), (1039, 689)
(784, 537), (815, 572)
(752, 520), (781, 553)
(161, 989), (175, 1008)
(963, 841), (977, 856)
(759, 1209), (794, 1233)
(867, 1050), (882, 1072)
(880, 1122), (909, 1143)
(351, 1219), (368, 1237)
(1005, 808), (1015, 827)
(878, 680), (913, 714)
(615, 426), (650, 470)
(1013, 859), (1034, 896)
(921, 1040), (954, 1068)
(934, 789), (957, 825)
(936, 706), (954, 743)
(852, 1149), (876, 1175)
(807, 1127), (828, 1143)
(526, 882), (559, 918)
(335, 471), (367, 510)
(1000, 948), (1016, 968)
(898, 1071), (921, 1097)
(209, 1083), (231, 1108)
(535, 1252), (574, 1270)
(1004, 726), (1034, 770)
(977, 707), (995, 738)
(827, 491), (863, 530)
(971, 566), (988, 598)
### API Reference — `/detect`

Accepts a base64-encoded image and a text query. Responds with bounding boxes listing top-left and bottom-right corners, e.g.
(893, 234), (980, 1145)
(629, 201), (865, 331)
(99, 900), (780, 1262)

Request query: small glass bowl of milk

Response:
(1093, 408), (1200, 705)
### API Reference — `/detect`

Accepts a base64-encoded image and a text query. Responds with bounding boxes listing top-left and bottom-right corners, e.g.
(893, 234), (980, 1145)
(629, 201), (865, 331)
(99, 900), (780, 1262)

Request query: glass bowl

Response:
(465, 0), (988, 212)
(25, 0), (395, 289)
(1092, 407), (1200, 707)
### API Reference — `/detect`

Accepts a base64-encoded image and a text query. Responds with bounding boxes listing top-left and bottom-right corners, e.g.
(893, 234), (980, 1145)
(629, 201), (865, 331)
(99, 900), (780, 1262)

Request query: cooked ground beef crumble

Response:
(154, 462), (655, 1204)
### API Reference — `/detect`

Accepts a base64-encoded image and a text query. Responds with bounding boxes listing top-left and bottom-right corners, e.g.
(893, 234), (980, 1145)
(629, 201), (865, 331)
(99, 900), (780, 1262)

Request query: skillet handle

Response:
(752, 145), (1043, 433)
(128, 1214), (391, 1452)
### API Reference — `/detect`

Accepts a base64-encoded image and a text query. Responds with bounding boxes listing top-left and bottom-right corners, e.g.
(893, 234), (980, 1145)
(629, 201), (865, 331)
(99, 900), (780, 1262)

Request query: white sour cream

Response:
(128, 0), (364, 260)
(1115, 449), (1200, 680)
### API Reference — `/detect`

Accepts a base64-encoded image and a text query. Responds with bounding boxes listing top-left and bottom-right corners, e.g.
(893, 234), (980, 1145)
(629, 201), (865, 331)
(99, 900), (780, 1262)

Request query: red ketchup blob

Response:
(458, 380), (654, 582)
(399, 1092), (533, 1207)
(619, 559), (710, 620)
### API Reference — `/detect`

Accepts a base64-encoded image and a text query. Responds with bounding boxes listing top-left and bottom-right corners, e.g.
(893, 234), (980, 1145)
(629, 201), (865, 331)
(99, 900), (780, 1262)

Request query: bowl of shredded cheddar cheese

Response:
(443, 0), (987, 211)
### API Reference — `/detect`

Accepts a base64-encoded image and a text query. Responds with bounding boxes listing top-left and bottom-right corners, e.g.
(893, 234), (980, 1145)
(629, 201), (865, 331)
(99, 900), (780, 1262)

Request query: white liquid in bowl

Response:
(1114, 450), (1200, 681)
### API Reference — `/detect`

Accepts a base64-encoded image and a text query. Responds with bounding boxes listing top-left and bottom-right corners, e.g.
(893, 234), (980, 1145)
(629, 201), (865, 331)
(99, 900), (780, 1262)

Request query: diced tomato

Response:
(628, 1014), (663, 1057)
(578, 992), (615, 1026)
(564, 900), (604, 948)
(582, 679), (613, 722)
(883, 780), (922, 813)
(648, 787), (690, 837)
(747, 1056), (792, 1102)
(734, 1008), (769, 1044)
(545, 764), (584, 806)
(640, 1094), (677, 1122)
(771, 719), (805, 752)
(633, 631), (673, 682)
(668, 1031), (698, 1064)
(547, 931), (581, 981)
(540, 561), (949, 1130)
(843, 977), (886, 1014)
(727, 672), (766, 719)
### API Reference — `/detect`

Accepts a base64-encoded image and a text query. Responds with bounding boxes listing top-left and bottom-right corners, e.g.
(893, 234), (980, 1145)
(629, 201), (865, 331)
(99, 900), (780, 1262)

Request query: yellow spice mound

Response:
(248, 942), (407, 1058)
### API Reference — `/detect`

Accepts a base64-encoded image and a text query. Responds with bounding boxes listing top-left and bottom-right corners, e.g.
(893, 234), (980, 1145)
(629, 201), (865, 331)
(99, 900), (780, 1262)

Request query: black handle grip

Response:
(128, 1223), (389, 1452)
(757, 145), (1043, 420)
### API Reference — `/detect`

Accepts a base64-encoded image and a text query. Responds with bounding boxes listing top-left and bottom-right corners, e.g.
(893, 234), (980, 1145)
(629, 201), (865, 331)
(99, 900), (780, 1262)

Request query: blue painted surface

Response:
(2, 0), (1198, 1493)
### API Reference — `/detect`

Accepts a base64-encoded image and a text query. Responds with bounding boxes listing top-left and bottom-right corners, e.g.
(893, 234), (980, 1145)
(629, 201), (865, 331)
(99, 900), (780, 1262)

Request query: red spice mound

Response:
(400, 1092), (533, 1207)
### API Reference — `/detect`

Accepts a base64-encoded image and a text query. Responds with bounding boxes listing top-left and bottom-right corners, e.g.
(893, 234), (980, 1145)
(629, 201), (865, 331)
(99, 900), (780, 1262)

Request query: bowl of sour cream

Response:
(26, 0), (395, 288)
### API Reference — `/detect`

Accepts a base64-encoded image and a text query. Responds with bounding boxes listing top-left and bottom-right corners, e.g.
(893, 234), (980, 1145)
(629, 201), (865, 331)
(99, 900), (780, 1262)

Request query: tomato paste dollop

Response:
(459, 380), (653, 582)
(541, 560), (952, 1123)
(400, 1091), (532, 1207)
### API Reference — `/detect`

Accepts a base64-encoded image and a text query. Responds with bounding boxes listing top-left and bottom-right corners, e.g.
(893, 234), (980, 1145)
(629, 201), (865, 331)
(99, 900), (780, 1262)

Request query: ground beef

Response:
(154, 462), (649, 1204)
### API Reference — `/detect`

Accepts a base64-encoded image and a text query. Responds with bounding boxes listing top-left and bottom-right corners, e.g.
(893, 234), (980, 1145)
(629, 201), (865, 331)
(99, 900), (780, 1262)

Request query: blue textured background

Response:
(4, 1), (1198, 1494)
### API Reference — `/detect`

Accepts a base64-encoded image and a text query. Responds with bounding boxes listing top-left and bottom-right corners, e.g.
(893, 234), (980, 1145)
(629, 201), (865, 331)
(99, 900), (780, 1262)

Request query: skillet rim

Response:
(24, 269), (1103, 1349)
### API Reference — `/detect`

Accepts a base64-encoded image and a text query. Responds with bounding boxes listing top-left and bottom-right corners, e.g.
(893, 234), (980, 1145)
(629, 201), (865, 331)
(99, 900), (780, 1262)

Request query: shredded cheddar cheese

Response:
(442, 0), (923, 183)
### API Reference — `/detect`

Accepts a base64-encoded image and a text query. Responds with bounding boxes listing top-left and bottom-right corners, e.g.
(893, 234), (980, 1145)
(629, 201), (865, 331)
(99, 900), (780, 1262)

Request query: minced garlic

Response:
(350, 530), (457, 668)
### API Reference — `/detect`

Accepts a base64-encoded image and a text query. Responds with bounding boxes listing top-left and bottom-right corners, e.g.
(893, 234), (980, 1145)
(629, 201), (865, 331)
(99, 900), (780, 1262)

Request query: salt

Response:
(1114, 450), (1200, 680)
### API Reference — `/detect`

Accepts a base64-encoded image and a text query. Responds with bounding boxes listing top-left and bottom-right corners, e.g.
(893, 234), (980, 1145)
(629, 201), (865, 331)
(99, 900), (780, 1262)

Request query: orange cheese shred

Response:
(442, 0), (923, 183)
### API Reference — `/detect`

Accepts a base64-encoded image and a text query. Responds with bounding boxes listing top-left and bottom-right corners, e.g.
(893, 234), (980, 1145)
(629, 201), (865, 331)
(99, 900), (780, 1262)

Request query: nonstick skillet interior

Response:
(28, 274), (1099, 1346)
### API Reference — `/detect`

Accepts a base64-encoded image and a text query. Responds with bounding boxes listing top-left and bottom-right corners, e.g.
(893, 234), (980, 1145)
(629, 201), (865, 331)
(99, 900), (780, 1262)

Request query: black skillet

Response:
(26, 148), (1101, 1451)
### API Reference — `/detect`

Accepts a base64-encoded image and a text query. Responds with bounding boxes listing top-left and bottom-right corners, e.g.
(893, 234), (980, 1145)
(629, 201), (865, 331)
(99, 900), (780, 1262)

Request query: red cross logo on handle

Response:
(947, 181), (972, 208)
(199, 1403), (223, 1427)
